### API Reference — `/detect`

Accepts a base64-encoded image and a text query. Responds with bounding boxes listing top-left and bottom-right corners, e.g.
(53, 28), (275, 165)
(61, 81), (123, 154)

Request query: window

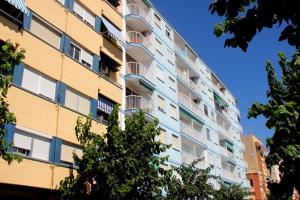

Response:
(65, 88), (91, 115)
(97, 95), (116, 123)
(0, 0), (24, 26)
(69, 42), (93, 68)
(249, 179), (253, 187)
(172, 134), (179, 150)
(30, 16), (61, 49)
(169, 76), (176, 91)
(154, 13), (161, 28)
(159, 128), (167, 144)
(166, 26), (172, 40)
(211, 111), (215, 121)
(12, 129), (51, 161)
(155, 38), (163, 55)
(170, 104), (177, 120)
(157, 95), (165, 112)
(100, 52), (120, 83)
(206, 128), (211, 141)
(57, 0), (65, 5)
(73, 1), (95, 28)
(61, 143), (82, 165)
(156, 66), (164, 82)
(204, 104), (208, 116)
(21, 68), (56, 100)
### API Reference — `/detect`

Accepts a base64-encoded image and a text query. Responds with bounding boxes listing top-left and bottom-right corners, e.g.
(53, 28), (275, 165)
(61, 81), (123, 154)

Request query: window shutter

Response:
(95, 16), (101, 33)
(92, 54), (100, 73)
(73, 1), (84, 18)
(77, 95), (90, 115)
(172, 134), (179, 150)
(55, 81), (66, 104)
(90, 98), (97, 119)
(67, 0), (75, 12)
(21, 68), (39, 93)
(49, 137), (56, 162)
(31, 136), (50, 161)
(12, 63), (24, 86)
(65, 89), (78, 111)
(62, 35), (71, 54)
(84, 10), (95, 28)
(13, 130), (32, 150)
(159, 129), (167, 144)
(4, 124), (16, 151)
(81, 50), (93, 67)
(39, 76), (56, 100)
(54, 138), (62, 163)
(23, 11), (32, 30)
(61, 144), (74, 163)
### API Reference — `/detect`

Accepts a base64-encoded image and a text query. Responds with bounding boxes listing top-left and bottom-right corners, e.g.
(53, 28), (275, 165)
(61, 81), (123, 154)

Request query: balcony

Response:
(175, 44), (197, 70)
(178, 92), (203, 118)
(220, 146), (235, 161)
(222, 169), (238, 183)
(181, 136), (208, 169)
(125, 95), (155, 117)
(180, 120), (206, 143)
(125, 3), (152, 31)
(125, 61), (154, 90)
(176, 66), (201, 96)
(126, 31), (153, 62)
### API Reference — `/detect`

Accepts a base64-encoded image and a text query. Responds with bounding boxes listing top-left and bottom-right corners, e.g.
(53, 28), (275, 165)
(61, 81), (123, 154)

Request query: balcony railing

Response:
(222, 169), (238, 182)
(125, 95), (154, 116)
(220, 146), (235, 160)
(178, 92), (203, 117)
(126, 62), (152, 81)
(126, 3), (152, 24)
(175, 44), (197, 69)
(180, 120), (206, 143)
(182, 148), (208, 169)
(176, 68), (202, 95)
(126, 31), (151, 49)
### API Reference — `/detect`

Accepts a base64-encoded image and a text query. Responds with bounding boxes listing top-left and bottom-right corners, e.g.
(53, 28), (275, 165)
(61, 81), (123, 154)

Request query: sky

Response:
(150, 0), (295, 145)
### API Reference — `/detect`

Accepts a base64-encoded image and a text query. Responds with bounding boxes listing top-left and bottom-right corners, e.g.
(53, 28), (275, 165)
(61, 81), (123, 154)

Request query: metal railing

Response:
(126, 62), (152, 81)
(126, 31), (151, 48)
(126, 3), (152, 24)
(125, 95), (154, 116)
(222, 169), (238, 182)
(178, 92), (203, 117)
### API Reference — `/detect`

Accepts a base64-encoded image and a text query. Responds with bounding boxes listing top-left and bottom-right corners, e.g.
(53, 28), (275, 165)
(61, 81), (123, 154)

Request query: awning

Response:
(213, 91), (228, 109)
(102, 17), (123, 43)
(5, 0), (29, 15)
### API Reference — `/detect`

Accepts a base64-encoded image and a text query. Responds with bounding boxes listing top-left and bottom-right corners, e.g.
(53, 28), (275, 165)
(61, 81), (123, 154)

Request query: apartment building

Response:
(123, 0), (249, 187)
(0, 0), (124, 199)
(242, 135), (269, 200)
(0, 0), (249, 198)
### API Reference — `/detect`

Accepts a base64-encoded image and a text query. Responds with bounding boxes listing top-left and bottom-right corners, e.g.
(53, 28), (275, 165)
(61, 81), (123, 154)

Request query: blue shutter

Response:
(12, 63), (24, 86)
(67, 0), (75, 12)
(62, 35), (71, 55)
(95, 16), (101, 33)
(55, 81), (67, 105)
(92, 54), (100, 73)
(64, 0), (69, 8)
(4, 124), (16, 152)
(90, 98), (98, 119)
(49, 137), (56, 163)
(54, 138), (62, 163)
(23, 11), (32, 30)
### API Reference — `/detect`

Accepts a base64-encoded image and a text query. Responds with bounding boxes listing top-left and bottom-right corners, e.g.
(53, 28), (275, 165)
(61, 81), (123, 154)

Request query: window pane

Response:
(73, 1), (84, 18)
(61, 144), (74, 163)
(81, 50), (93, 68)
(22, 68), (39, 94)
(39, 76), (56, 100)
(84, 10), (95, 27)
(77, 95), (90, 115)
(65, 89), (78, 111)
(31, 136), (50, 161)
(30, 16), (61, 49)
(13, 129), (32, 150)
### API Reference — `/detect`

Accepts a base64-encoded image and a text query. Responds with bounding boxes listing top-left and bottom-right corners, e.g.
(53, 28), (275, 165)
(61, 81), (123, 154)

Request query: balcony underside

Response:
(179, 105), (205, 125)
(126, 44), (153, 62)
(126, 15), (153, 32)
(125, 75), (155, 92)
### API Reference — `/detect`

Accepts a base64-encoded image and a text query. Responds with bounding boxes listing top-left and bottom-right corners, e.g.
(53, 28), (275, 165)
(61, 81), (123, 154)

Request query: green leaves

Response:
(248, 51), (300, 198)
(0, 40), (25, 164)
(60, 106), (170, 200)
(209, 0), (300, 51)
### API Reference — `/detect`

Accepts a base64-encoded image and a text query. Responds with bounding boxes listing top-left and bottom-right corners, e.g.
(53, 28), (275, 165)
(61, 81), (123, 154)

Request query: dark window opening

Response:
(204, 104), (208, 116)
(0, 1), (23, 27)
(106, 0), (120, 7)
(97, 94), (117, 124)
(100, 52), (120, 83)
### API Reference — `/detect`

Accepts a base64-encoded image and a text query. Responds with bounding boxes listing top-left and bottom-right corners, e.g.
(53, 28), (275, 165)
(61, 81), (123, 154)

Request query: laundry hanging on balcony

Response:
(101, 17), (124, 47)
(5, 0), (29, 15)
(213, 91), (228, 109)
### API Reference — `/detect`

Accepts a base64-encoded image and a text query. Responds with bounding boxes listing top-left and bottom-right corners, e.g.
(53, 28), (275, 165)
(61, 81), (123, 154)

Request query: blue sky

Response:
(150, 0), (295, 145)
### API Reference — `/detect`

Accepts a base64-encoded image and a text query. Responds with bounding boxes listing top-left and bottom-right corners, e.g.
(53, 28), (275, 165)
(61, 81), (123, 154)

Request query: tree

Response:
(209, 0), (300, 51)
(248, 52), (300, 199)
(59, 106), (171, 200)
(0, 40), (24, 164)
(214, 182), (251, 200)
(165, 160), (215, 200)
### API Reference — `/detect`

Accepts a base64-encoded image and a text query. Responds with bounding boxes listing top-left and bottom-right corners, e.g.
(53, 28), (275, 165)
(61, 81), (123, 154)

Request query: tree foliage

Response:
(214, 182), (251, 200)
(59, 106), (171, 200)
(0, 40), (24, 164)
(209, 0), (300, 51)
(248, 51), (300, 199)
